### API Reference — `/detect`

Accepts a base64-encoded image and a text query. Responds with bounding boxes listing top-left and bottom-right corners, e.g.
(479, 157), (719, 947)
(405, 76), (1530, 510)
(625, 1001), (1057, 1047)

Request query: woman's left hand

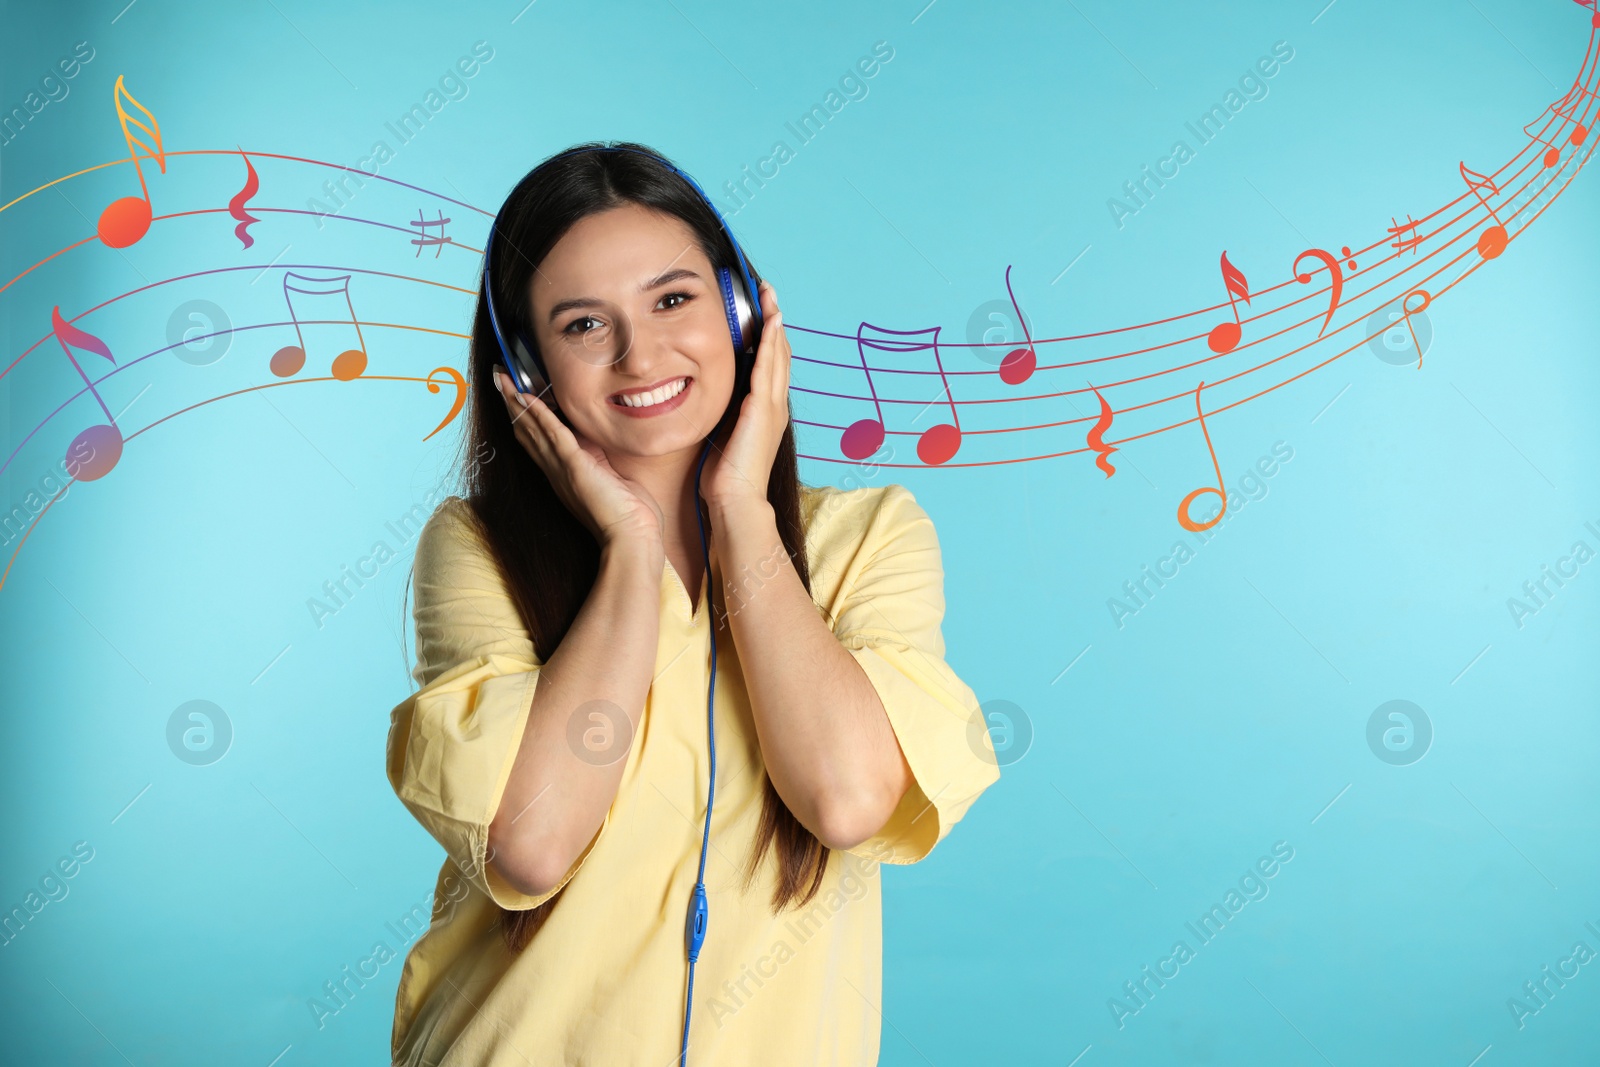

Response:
(700, 280), (789, 509)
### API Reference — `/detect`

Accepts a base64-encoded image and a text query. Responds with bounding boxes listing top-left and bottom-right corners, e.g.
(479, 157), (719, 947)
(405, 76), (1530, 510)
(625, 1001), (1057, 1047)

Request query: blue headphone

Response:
(481, 144), (761, 1066)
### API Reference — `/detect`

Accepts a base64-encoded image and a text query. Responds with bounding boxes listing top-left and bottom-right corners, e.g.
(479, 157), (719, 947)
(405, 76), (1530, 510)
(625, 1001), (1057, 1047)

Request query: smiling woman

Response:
(383, 142), (1000, 1066)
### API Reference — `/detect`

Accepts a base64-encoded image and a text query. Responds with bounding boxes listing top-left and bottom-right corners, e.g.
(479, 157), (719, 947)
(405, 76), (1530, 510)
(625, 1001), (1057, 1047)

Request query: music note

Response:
(1207, 251), (1250, 354)
(998, 264), (1036, 385)
(270, 272), (368, 381)
(423, 366), (467, 440)
(51, 307), (123, 481)
(1459, 162), (1509, 259)
(1388, 215), (1423, 255)
(230, 147), (261, 249)
(1292, 248), (1344, 336)
(410, 209), (453, 257)
(96, 76), (167, 249)
(1086, 383), (1117, 477)
(1552, 83), (1596, 146)
(1177, 381), (1226, 532)
(839, 323), (962, 465)
(1400, 288), (1431, 370)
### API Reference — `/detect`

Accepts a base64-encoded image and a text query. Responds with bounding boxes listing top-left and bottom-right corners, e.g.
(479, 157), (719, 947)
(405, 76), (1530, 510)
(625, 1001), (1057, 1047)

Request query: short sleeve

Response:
(385, 496), (606, 911)
(824, 485), (1000, 865)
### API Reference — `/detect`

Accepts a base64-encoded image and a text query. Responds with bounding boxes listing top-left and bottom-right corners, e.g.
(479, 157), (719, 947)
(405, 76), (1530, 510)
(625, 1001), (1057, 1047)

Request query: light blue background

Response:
(2, 1), (1597, 1064)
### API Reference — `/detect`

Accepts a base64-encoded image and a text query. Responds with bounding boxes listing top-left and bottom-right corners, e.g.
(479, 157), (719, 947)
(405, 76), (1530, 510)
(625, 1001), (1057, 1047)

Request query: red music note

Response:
(839, 323), (962, 465)
(270, 272), (369, 381)
(1177, 381), (1226, 532)
(1086, 383), (1116, 477)
(1207, 251), (1250, 354)
(1459, 162), (1509, 260)
(97, 76), (167, 249)
(1292, 248), (1344, 336)
(230, 147), (261, 249)
(51, 307), (123, 481)
(998, 264), (1036, 385)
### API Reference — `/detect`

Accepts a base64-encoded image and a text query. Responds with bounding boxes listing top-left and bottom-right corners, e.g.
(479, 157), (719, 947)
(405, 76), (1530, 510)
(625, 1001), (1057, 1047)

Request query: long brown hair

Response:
(443, 142), (829, 952)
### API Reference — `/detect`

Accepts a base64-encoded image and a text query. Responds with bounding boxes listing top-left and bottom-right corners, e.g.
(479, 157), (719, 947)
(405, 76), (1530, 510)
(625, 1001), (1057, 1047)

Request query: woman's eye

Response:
(660, 291), (693, 311)
(563, 316), (603, 335)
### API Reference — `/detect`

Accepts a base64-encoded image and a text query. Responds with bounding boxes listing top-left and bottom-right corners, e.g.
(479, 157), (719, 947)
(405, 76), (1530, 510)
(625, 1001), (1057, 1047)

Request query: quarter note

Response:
(1459, 162), (1509, 259)
(97, 76), (167, 249)
(1292, 248), (1345, 336)
(51, 307), (123, 481)
(270, 272), (369, 381)
(998, 264), (1036, 385)
(1207, 251), (1250, 354)
(839, 323), (962, 465)
(1177, 380), (1226, 532)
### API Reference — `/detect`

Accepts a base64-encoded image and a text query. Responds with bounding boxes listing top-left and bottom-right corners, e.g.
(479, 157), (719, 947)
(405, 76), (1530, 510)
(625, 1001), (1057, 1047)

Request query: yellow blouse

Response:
(385, 482), (1000, 1066)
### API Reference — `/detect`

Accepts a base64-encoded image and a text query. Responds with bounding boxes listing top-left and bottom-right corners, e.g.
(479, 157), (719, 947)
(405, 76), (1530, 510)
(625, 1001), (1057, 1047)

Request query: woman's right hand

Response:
(493, 367), (665, 549)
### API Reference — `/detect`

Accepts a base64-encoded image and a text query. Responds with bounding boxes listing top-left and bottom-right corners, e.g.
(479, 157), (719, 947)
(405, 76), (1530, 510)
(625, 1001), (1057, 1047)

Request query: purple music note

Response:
(840, 322), (962, 466)
(52, 306), (123, 481)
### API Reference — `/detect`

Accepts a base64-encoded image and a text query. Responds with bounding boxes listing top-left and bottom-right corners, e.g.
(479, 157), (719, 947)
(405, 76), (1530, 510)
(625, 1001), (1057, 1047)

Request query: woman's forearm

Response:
(711, 498), (911, 851)
(487, 535), (663, 896)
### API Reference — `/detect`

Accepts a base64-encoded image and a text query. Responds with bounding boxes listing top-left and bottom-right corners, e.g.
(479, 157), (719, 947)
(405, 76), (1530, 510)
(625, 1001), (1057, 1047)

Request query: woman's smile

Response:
(608, 374), (694, 417)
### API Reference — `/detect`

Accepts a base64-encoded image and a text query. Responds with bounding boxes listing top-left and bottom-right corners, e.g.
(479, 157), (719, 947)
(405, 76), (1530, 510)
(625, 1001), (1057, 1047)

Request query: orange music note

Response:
(1400, 289), (1431, 370)
(1086, 383), (1117, 477)
(840, 323), (962, 465)
(97, 76), (167, 249)
(1459, 162), (1509, 259)
(270, 272), (368, 381)
(51, 307), (123, 480)
(998, 264), (1036, 385)
(1552, 82), (1596, 146)
(1207, 252), (1250, 354)
(1292, 248), (1345, 336)
(422, 366), (467, 441)
(1388, 215), (1424, 255)
(1177, 381), (1226, 532)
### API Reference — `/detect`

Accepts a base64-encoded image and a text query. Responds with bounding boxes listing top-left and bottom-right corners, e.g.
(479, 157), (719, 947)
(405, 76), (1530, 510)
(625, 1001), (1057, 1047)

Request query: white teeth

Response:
(616, 377), (687, 408)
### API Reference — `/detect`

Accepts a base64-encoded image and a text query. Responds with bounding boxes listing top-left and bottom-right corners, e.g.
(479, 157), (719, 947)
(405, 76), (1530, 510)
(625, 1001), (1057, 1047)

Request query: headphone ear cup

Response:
(511, 333), (551, 398)
(718, 266), (761, 357)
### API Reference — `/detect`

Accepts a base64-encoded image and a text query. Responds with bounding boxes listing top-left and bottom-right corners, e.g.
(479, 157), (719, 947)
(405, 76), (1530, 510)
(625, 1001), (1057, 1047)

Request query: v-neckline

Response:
(663, 558), (708, 625)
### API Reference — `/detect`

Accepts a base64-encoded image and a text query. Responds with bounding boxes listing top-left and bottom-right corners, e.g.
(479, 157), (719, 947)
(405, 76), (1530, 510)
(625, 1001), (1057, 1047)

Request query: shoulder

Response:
(801, 481), (930, 543)
(414, 495), (494, 575)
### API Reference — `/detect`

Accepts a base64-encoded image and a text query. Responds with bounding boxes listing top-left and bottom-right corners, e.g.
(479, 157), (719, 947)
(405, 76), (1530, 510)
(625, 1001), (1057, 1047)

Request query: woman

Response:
(385, 141), (1000, 1066)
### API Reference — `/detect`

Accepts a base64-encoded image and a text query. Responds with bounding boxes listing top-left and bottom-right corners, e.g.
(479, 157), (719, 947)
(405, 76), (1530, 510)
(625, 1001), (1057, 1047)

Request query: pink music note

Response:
(998, 264), (1036, 385)
(839, 323), (962, 466)
(1459, 162), (1509, 260)
(1207, 251), (1250, 354)
(51, 307), (123, 480)
(230, 146), (261, 249)
(97, 76), (167, 249)
(270, 271), (369, 380)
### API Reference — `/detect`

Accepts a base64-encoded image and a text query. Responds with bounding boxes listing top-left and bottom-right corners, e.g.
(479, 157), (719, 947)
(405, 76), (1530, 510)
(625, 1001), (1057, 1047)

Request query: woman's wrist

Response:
(599, 531), (665, 579)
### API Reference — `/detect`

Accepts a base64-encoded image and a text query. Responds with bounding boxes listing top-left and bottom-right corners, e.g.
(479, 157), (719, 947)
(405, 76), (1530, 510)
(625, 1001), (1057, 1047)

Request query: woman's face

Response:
(527, 202), (736, 459)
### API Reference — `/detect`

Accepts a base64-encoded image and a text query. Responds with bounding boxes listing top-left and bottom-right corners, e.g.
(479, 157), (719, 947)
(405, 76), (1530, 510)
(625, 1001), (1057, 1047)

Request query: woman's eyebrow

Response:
(545, 268), (705, 324)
